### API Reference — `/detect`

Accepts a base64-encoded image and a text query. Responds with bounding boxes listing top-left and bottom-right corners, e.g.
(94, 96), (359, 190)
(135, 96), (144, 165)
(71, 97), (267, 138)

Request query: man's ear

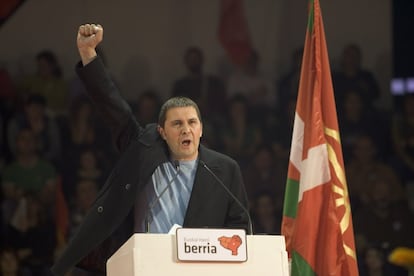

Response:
(157, 125), (167, 140)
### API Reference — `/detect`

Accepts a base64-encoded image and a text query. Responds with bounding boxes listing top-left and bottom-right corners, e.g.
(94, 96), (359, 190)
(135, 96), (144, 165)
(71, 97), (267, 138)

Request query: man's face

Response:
(158, 106), (202, 161)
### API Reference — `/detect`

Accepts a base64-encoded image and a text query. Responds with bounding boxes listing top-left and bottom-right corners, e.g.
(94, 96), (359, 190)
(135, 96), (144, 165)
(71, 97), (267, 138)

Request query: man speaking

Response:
(51, 24), (249, 276)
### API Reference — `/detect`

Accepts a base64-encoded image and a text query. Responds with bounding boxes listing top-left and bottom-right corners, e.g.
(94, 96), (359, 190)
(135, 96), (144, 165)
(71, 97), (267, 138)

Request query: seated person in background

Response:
(61, 145), (108, 203)
(1, 128), (56, 217)
(337, 90), (390, 163)
(59, 96), (114, 199)
(18, 50), (68, 115)
(4, 194), (56, 275)
(7, 94), (61, 165)
(69, 179), (99, 239)
(0, 247), (28, 276)
(358, 246), (400, 276)
(332, 43), (380, 110)
(346, 135), (402, 210)
(243, 144), (285, 211)
(131, 90), (162, 127)
(250, 191), (281, 235)
(353, 171), (414, 254)
(219, 94), (262, 167)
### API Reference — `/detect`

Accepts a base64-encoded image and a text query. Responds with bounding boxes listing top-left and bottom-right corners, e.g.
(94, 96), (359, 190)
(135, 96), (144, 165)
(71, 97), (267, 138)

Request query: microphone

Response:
(144, 160), (181, 233)
(199, 160), (253, 235)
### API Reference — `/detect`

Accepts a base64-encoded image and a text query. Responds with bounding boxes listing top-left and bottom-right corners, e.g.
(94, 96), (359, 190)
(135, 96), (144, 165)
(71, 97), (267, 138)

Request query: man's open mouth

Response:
(182, 139), (191, 146)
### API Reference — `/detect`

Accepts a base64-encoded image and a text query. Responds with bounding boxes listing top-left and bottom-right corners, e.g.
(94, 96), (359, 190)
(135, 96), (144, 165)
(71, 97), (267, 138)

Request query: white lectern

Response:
(107, 233), (289, 276)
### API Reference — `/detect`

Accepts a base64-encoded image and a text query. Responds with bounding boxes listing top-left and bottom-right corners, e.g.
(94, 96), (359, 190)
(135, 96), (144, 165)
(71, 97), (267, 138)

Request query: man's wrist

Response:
(79, 48), (97, 66)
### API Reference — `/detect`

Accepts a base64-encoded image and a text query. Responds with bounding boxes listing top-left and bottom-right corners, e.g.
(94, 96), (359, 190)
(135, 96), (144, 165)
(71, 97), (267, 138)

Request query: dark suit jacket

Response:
(51, 57), (249, 276)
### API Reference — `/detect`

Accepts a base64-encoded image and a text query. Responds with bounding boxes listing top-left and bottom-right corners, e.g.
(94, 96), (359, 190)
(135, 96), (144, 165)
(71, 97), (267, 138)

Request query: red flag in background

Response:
(281, 0), (359, 275)
(218, 0), (252, 66)
(0, 0), (25, 27)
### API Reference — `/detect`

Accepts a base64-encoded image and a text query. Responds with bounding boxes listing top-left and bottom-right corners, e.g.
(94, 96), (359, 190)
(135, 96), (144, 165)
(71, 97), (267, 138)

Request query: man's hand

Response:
(77, 23), (103, 66)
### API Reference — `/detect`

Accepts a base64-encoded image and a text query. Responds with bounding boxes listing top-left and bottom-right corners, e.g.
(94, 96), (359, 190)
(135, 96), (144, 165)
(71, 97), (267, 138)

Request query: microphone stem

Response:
(201, 162), (253, 235)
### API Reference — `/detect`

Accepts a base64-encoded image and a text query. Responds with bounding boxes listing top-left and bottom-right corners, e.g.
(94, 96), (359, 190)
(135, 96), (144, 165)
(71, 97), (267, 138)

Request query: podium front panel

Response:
(107, 233), (289, 276)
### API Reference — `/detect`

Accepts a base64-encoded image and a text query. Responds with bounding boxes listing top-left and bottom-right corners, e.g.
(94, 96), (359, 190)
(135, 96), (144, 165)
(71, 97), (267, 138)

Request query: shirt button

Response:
(97, 206), (104, 213)
(125, 183), (131, 190)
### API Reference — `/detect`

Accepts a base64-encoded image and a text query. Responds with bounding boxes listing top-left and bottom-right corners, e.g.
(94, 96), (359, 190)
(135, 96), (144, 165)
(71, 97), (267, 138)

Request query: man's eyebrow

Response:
(169, 117), (199, 124)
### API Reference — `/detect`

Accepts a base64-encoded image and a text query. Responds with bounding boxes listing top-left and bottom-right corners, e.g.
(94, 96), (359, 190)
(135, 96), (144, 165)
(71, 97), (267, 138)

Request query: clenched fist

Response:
(77, 24), (103, 65)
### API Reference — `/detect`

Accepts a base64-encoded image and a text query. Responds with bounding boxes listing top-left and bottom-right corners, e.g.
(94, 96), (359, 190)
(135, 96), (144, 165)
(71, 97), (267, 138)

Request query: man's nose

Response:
(181, 124), (190, 133)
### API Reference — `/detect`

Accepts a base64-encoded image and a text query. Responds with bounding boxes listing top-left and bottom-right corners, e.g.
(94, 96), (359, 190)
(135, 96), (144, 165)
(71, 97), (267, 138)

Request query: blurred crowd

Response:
(0, 44), (413, 275)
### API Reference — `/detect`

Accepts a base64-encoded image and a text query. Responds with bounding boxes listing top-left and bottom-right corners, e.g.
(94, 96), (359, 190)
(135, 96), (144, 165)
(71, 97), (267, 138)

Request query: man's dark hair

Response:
(158, 97), (201, 127)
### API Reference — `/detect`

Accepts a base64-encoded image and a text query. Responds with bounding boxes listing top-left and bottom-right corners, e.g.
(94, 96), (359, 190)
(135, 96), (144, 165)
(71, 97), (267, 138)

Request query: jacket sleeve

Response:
(76, 57), (142, 152)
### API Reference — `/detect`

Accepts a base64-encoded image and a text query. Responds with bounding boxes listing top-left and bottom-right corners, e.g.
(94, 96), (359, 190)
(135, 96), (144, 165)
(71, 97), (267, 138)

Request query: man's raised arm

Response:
(75, 24), (141, 152)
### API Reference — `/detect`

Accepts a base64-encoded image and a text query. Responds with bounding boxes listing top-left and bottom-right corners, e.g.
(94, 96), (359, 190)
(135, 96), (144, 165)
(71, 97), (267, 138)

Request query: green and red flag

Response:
(281, 0), (359, 275)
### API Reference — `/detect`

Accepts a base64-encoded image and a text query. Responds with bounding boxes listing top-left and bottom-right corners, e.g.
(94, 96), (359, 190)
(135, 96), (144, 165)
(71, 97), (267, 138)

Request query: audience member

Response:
(227, 50), (275, 122)
(250, 191), (281, 235)
(346, 135), (402, 210)
(0, 247), (28, 276)
(60, 95), (113, 154)
(332, 43), (380, 110)
(1, 128), (56, 220)
(3, 194), (56, 276)
(68, 179), (98, 239)
(18, 50), (68, 115)
(131, 90), (162, 127)
(76, 149), (105, 185)
(219, 94), (262, 167)
(61, 146), (108, 203)
(338, 90), (389, 162)
(243, 145), (285, 211)
(358, 246), (399, 276)
(7, 94), (61, 164)
(171, 46), (226, 119)
(353, 173), (414, 252)
(60, 97), (97, 149)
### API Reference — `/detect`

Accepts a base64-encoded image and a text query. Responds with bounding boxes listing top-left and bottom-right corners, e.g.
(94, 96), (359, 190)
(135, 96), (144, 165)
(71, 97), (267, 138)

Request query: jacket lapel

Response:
(136, 124), (170, 181)
(183, 145), (221, 226)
